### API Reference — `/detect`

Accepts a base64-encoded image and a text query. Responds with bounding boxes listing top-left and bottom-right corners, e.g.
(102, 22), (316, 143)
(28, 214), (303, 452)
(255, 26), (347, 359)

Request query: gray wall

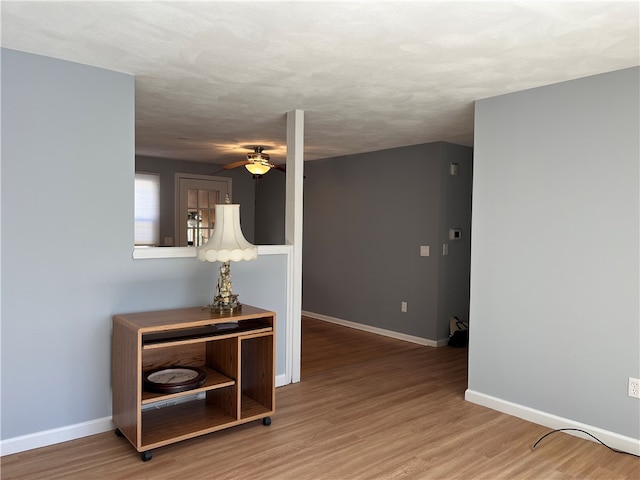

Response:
(468, 67), (639, 439)
(1, 48), (289, 441)
(302, 142), (473, 341)
(437, 143), (474, 338)
(254, 170), (286, 245)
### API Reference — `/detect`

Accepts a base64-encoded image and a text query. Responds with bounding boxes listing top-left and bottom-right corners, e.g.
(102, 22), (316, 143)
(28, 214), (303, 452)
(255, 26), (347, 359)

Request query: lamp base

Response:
(207, 261), (244, 313)
(208, 294), (242, 314)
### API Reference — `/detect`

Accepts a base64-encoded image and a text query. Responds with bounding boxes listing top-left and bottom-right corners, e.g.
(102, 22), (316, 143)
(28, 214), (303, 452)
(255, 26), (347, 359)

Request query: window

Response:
(134, 172), (160, 246)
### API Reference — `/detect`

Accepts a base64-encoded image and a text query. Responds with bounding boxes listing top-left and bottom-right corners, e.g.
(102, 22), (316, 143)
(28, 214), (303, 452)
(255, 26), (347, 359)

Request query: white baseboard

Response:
(0, 416), (115, 457)
(276, 373), (287, 387)
(465, 389), (640, 456)
(302, 310), (449, 347)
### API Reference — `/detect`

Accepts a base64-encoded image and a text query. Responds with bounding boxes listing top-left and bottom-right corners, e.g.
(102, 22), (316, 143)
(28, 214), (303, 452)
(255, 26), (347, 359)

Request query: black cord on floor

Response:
(532, 428), (640, 458)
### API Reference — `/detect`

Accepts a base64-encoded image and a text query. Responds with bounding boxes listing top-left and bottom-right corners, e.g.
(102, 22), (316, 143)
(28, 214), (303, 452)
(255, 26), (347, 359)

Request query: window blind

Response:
(134, 172), (160, 246)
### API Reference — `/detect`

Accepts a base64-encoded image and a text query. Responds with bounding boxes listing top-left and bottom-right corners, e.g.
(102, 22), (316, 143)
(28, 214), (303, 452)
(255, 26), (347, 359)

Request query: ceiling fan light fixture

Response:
(245, 161), (271, 175)
(245, 147), (272, 175)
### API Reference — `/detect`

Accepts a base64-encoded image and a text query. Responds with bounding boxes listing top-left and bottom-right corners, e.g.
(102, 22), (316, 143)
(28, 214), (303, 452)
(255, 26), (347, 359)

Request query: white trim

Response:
(302, 311), (449, 347)
(465, 389), (640, 456)
(276, 373), (287, 388)
(172, 172), (230, 182)
(284, 245), (295, 384)
(132, 244), (289, 260)
(268, 245), (294, 388)
(0, 417), (115, 456)
(285, 110), (304, 384)
(133, 246), (195, 259)
(257, 245), (293, 255)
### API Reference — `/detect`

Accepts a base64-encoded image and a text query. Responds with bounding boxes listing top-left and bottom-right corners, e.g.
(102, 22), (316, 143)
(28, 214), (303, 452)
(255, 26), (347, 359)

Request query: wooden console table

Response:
(112, 305), (275, 461)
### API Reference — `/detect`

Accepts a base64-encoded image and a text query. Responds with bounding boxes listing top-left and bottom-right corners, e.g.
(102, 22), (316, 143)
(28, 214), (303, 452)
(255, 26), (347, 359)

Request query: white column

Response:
(286, 110), (304, 383)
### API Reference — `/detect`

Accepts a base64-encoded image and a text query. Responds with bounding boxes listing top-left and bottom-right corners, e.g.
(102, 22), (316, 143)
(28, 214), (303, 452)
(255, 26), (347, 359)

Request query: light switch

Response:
(420, 245), (430, 256)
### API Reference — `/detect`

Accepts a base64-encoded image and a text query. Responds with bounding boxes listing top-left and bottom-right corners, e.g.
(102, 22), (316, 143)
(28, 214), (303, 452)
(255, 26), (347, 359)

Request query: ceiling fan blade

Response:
(222, 160), (249, 170)
(272, 164), (286, 173)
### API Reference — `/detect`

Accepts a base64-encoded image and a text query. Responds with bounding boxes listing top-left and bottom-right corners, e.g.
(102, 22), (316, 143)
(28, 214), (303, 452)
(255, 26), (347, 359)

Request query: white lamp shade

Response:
(196, 204), (257, 262)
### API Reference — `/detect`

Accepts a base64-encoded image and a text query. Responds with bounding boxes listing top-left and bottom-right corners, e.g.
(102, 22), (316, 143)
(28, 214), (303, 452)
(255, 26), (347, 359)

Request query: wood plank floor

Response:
(2, 316), (638, 479)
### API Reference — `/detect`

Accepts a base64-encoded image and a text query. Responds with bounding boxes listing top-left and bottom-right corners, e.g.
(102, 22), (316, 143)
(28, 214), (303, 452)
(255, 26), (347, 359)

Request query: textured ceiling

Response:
(2, 1), (638, 165)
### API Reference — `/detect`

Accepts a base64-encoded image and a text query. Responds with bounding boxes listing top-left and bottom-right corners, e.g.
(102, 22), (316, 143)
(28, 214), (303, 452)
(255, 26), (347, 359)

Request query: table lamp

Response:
(196, 196), (257, 312)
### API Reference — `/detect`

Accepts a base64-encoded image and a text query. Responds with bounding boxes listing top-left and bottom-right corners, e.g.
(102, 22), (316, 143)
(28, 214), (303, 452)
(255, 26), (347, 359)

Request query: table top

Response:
(113, 304), (275, 332)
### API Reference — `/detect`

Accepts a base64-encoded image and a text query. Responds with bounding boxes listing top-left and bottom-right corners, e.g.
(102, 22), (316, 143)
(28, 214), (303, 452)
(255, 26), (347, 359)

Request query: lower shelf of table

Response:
(140, 395), (272, 450)
(240, 394), (272, 419)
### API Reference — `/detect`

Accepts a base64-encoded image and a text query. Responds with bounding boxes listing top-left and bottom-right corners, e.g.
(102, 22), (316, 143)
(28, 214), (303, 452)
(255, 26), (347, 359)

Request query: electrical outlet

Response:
(401, 302), (407, 313)
(629, 378), (640, 399)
